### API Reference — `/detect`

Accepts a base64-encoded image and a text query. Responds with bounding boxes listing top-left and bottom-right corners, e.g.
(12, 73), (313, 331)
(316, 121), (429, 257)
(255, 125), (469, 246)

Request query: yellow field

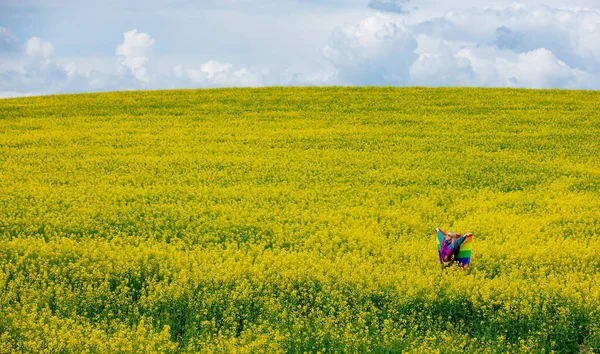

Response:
(1, 87), (599, 353)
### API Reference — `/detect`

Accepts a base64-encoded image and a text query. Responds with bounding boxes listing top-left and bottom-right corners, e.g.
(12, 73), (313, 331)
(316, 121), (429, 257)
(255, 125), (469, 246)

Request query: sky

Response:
(1, 0), (600, 97)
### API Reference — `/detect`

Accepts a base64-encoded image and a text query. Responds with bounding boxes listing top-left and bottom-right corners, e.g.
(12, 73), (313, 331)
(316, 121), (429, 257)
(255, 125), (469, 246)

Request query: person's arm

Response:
(456, 233), (473, 247)
(436, 228), (445, 244)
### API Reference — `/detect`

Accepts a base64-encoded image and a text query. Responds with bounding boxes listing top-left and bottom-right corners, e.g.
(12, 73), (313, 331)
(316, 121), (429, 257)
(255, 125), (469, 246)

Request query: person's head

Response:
(444, 231), (457, 242)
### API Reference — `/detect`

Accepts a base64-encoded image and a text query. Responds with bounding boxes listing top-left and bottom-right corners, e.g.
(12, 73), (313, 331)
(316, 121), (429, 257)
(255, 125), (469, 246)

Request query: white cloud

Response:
(501, 48), (592, 88)
(1, 36), (73, 96)
(116, 30), (155, 83)
(1, 28), (284, 96)
(323, 14), (418, 85)
(25, 37), (54, 59)
(173, 60), (263, 87)
(1, 34), (143, 97)
(319, 4), (600, 89)
(4, 3), (600, 95)
(410, 51), (475, 87)
(414, 4), (600, 72)
(410, 47), (595, 89)
(200, 60), (233, 79)
(403, 4), (600, 88)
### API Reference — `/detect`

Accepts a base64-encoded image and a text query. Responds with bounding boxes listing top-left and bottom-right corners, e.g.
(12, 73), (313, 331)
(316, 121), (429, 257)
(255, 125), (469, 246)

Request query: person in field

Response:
(436, 228), (473, 269)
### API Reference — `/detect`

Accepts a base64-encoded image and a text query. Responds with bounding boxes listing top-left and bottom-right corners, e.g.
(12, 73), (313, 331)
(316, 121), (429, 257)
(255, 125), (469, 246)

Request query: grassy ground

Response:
(1, 87), (599, 353)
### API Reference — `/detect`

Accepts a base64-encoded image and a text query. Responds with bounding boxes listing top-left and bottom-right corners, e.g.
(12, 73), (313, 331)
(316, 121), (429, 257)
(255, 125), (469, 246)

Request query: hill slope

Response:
(1, 87), (599, 352)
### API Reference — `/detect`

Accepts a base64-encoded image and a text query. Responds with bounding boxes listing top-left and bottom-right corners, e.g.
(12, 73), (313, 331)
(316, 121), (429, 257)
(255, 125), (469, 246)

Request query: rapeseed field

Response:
(0, 87), (599, 353)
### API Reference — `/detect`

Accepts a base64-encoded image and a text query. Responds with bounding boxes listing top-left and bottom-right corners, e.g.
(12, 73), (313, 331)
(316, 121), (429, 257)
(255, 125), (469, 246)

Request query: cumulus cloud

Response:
(405, 4), (600, 89)
(410, 50), (475, 87)
(0, 35), (73, 96)
(414, 4), (600, 72)
(116, 30), (155, 83)
(323, 14), (418, 85)
(4, 2), (600, 97)
(502, 49), (592, 88)
(0, 27), (276, 98)
(0, 31), (147, 97)
(25, 37), (54, 59)
(173, 60), (263, 87)
(319, 4), (600, 89)
(410, 47), (594, 89)
(368, 0), (411, 14)
(200, 60), (233, 79)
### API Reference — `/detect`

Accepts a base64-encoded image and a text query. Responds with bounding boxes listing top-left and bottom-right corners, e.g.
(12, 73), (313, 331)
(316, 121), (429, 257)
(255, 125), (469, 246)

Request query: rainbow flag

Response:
(436, 229), (472, 268)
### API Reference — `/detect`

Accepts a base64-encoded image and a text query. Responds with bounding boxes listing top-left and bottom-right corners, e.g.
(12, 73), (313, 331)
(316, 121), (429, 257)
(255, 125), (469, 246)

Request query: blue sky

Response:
(1, 0), (600, 97)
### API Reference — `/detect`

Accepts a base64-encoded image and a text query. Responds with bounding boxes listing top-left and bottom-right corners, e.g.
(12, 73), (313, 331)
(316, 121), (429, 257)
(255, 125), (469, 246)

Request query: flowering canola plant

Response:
(0, 87), (599, 353)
